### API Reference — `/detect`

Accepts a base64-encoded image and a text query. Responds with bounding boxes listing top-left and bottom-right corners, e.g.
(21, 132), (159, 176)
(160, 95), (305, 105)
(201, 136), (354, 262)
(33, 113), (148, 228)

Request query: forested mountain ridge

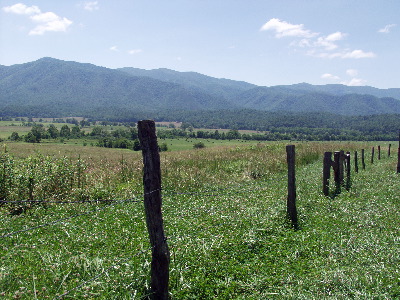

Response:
(118, 67), (256, 100)
(1, 57), (400, 119)
(0, 57), (234, 118)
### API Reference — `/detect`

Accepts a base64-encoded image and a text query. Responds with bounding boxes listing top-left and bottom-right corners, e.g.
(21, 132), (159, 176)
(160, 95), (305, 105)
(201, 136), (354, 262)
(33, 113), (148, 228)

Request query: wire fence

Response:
(0, 143), (395, 298)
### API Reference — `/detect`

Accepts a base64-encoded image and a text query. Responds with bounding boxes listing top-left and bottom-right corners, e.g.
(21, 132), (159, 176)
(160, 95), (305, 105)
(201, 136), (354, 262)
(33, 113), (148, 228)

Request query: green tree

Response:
(47, 124), (59, 139)
(60, 125), (71, 137)
(71, 125), (82, 138)
(10, 132), (21, 141)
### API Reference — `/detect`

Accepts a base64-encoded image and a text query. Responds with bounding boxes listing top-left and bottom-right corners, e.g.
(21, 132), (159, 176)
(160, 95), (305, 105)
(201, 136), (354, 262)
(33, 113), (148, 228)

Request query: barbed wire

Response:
(0, 188), (162, 205)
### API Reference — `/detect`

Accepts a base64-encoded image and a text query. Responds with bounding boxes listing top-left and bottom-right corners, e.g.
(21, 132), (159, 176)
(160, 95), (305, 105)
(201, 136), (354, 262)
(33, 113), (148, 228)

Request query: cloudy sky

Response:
(1, 0), (399, 88)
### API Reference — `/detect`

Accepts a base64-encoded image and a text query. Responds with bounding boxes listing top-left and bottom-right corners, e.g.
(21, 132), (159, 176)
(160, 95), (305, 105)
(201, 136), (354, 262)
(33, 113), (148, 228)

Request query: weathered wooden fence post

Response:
(397, 131), (400, 173)
(371, 147), (375, 164)
(388, 144), (391, 157)
(339, 150), (345, 186)
(345, 152), (351, 191)
(378, 145), (381, 160)
(286, 145), (298, 229)
(138, 120), (170, 300)
(323, 152), (332, 196)
(362, 149), (366, 170)
(354, 151), (358, 173)
(333, 151), (341, 193)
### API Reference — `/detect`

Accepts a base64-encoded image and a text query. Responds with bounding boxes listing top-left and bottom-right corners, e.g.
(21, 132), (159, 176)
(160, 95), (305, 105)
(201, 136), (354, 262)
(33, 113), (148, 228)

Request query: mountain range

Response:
(1, 57), (400, 119)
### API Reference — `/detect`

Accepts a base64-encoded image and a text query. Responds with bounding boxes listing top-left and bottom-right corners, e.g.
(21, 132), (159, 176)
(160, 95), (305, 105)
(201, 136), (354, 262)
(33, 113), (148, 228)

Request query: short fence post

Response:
(333, 151), (341, 193)
(388, 144), (391, 157)
(371, 147), (375, 164)
(138, 120), (170, 300)
(345, 152), (351, 191)
(354, 151), (358, 173)
(378, 145), (381, 160)
(362, 149), (366, 170)
(339, 150), (345, 186)
(286, 145), (298, 229)
(323, 152), (332, 196)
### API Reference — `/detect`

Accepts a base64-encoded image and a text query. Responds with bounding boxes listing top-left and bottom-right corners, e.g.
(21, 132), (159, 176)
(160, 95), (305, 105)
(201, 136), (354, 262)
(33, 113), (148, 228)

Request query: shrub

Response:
(193, 142), (205, 149)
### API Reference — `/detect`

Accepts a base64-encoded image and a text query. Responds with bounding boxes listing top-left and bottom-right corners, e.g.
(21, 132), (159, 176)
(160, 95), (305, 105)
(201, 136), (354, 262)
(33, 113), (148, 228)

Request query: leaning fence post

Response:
(371, 147), (375, 164)
(286, 145), (298, 229)
(138, 120), (170, 300)
(323, 152), (332, 196)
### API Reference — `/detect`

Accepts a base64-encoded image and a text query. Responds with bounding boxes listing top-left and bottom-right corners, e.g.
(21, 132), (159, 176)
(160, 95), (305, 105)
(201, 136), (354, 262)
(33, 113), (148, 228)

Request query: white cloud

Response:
(314, 32), (347, 50)
(261, 18), (374, 60)
(110, 46), (119, 52)
(340, 50), (376, 59)
(29, 12), (72, 35)
(341, 78), (367, 86)
(128, 49), (142, 55)
(316, 49), (376, 59)
(346, 69), (358, 77)
(378, 24), (396, 33)
(260, 18), (318, 38)
(3, 3), (72, 35)
(321, 73), (340, 80)
(83, 1), (99, 11)
(3, 3), (40, 15)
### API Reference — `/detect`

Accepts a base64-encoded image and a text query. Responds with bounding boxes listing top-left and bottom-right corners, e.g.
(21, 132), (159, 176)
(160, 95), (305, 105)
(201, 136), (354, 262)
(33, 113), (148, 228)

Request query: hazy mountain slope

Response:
(1, 57), (400, 118)
(234, 86), (400, 115)
(118, 67), (256, 99)
(278, 83), (400, 99)
(0, 58), (234, 117)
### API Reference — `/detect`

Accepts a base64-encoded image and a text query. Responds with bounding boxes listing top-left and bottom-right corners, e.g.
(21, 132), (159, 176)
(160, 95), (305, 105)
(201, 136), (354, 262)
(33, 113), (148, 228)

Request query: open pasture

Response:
(0, 140), (398, 299)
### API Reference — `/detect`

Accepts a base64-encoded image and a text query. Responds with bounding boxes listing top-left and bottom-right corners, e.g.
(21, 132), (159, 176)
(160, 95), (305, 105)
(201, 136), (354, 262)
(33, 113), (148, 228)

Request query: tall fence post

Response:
(397, 131), (400, 173)
(371, 147), (375, 164)
(354, 151), (358, 173)
(138, 120), (170, 300)
(323, 152), (332, 196)
(378, 145), (381, 160)
(286, 145), (298, 229)
(362, 149), (366, 170)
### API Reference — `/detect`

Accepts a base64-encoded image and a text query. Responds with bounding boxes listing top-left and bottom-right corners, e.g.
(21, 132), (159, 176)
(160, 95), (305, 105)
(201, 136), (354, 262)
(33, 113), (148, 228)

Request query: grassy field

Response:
(0, 140), (398, 299)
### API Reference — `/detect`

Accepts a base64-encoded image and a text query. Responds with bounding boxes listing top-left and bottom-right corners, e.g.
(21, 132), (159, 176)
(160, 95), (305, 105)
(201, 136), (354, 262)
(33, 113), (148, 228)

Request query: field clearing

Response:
(0, 141), (398, 298)
(0, 126), (31, 139)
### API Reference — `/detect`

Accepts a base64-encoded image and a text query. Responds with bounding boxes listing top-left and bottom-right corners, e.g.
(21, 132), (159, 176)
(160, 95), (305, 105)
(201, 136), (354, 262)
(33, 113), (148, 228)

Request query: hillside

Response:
(118, 67), (255, 100)
(1, 57), (400, 119)
(0, 58), (233, 118)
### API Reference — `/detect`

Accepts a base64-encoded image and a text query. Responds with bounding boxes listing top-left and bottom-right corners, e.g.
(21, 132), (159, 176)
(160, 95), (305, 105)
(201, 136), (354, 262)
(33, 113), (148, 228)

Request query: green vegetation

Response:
(0, 141), (398, 298)
(2, 58), (400, 121)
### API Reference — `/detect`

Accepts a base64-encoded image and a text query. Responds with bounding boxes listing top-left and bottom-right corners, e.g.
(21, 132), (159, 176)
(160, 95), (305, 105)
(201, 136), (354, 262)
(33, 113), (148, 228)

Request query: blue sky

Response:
(1, 0), (399, 88)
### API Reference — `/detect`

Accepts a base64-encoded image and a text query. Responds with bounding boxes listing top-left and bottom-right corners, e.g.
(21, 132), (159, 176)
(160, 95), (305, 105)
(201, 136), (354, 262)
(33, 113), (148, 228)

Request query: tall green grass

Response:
(0, 141), (398, 298)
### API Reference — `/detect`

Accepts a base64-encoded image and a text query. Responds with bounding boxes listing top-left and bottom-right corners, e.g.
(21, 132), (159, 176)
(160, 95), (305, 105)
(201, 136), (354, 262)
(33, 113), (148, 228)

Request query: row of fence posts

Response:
(286, 139), (400, 229)
(137, 121), (400, 299)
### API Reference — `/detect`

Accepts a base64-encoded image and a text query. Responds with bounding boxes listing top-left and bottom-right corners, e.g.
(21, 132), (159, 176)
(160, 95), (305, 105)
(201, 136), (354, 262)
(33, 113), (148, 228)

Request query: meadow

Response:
(0, 139), (398, 299)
